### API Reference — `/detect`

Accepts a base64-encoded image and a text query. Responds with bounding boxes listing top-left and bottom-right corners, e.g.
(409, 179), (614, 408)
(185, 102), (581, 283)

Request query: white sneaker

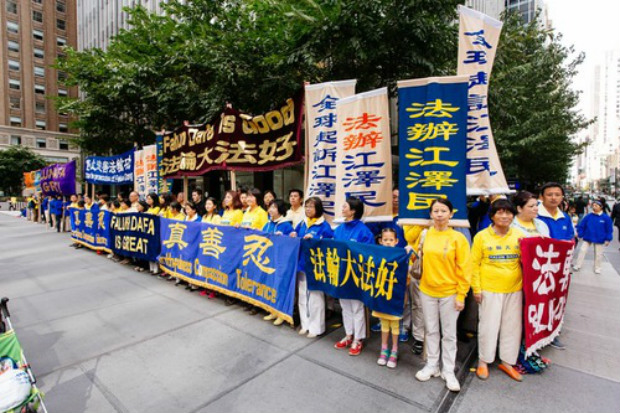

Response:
(572, 266), (580, 272)
(442, 373), (461, 392)
(415, 365), (440, 382)
(298, 329), (308, 335)
(594, 269), (601, 274)
(307, 332), (318, 338)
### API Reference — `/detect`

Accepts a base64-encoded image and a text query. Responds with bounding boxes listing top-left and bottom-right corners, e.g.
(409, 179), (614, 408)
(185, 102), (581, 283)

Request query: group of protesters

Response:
(22, 181), (618, 393)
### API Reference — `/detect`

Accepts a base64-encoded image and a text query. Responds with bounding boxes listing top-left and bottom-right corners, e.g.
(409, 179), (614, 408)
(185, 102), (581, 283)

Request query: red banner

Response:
(520, 237), (575, 356)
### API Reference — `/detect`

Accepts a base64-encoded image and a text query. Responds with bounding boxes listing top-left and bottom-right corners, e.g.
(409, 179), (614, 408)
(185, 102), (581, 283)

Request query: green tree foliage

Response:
(0, 147), (47, 195)
(489, 13), (591, 187)
(56, 0), (460, 155)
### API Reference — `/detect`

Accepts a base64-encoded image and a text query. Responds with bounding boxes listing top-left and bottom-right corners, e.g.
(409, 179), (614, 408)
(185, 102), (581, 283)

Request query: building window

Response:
(58, 71), (67, 82)
(10, 135), (21, 145)
(7, 21), (19, 34)
(35, 84), (45, 95)
(36, 138), (47, 148)
(36, 120), (46, 130)
(6, 1), (17, 14)
(33, 0), (43, 3)
(34, 48), (44, 59)
(36, 101), (45, 113)
(59, 124), (69, 133)
(32, 10), (43, 23)
(8, 40), (19, 52)
(10, 96), (20, 110)
(8, 59), (20, 71)
(58, 89), (68, 97)
(34, 66), (45, 77)
(56, 19), (66, 31)
(33, 29), (44, 41)
(9, 79), (20, 90)
(10, 116), (22, 127)
(56, 1), (66, 13)
(57, 37), (67, 47)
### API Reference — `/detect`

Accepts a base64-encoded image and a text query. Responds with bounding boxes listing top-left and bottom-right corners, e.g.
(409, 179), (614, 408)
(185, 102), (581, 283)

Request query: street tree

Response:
(56, 0), (460, 155)
(0, 147), (47, 196)
(489, 12), (591, 188)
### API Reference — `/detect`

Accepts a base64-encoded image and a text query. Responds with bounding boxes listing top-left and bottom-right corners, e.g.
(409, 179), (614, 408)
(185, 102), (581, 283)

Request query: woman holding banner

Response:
(184, 202), (201, 222)
(472, 199), (524, 382)
(413, 198), (471, 392)
(291, 197), (333, 338)
(220, 191), (244, 227)
(333, 197), (374, 356)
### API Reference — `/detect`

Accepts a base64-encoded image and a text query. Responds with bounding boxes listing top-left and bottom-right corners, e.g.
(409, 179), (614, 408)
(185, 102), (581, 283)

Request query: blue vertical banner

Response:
(397, 76), (469, 227)
(156, 135), (172, 195)
(158, 219), (301, 324)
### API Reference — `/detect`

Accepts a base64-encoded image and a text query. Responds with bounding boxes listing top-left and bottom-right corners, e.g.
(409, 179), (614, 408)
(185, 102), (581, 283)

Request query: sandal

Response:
(377, 349), (389, 366)
(334, 337), (353, 349)
(387, 351), (398, 368)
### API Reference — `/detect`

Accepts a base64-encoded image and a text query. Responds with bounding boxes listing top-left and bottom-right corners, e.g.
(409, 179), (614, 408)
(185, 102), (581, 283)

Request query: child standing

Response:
(373, 228), (407, 368)
(573, 200), (613, 274)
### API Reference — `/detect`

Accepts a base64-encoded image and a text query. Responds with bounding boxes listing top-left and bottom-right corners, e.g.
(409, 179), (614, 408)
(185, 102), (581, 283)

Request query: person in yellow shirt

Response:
(220, 190), (243, 227)
(472, 199), (525, 382)
(202, 197), (222, 225)
(146, 193), (161, 216)
(240, 188), (268, 231)
(158, 193), (175, 219)
(413, 198), (471, 393)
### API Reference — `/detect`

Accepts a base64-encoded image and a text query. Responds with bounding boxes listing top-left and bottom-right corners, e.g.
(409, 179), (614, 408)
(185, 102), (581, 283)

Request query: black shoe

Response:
(225, 298), (235, 306)
(249, 307), (259, 315)
(412, 340), (423, 355)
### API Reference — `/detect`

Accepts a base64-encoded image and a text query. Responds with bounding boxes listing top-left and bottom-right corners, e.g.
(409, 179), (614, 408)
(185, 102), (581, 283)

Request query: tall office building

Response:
(465, 0), (505, 20)
(78, 0), (184, 51)
(0, 0), (79, 165)
(580, 51), (620, 191)
(505, 0), (550, 27)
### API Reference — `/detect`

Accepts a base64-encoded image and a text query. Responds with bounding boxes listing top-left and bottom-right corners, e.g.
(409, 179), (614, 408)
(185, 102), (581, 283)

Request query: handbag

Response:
(409, 229), (427, 280)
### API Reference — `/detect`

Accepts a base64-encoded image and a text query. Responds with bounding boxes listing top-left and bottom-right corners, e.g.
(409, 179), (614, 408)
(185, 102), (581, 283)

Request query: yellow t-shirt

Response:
(146, 206), (161, 215)
(241, 207), (268, 230)
(169, 211), (184, 221)
(471, 227), (524, 294)
(202, 214), (222, 225)
(413, 227), (471, 302)
(220, 209), (243, 226)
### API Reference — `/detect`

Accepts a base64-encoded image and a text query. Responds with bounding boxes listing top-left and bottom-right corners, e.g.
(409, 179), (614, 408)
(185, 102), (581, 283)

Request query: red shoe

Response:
(334, 337), (353, 349)
(349, 341), (363, 356)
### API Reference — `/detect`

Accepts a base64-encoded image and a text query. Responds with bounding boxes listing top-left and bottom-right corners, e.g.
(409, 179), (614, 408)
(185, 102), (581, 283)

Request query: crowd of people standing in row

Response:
(21, 182), (619, 393)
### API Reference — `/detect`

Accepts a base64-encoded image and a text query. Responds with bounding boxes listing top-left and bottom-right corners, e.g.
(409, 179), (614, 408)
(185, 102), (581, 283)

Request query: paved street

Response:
(1, 213), (620, 413)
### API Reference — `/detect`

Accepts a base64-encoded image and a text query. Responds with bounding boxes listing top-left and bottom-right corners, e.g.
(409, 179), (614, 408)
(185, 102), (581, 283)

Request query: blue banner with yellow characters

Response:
(158, 219), (301, 324)
(301, 239), (410, 317)
(397, 76), (469, 226)
(109, 212), (160, 260)
(70, 208), (111, 251)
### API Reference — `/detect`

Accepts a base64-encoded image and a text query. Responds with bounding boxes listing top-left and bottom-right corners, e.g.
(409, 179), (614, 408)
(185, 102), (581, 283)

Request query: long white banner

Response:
(458, 5), (510, 195)
(334, 87), (393, 223)
(304, 80), (357, 224)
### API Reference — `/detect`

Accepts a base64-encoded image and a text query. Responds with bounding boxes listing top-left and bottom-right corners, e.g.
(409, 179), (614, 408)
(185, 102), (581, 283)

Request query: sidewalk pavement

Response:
(0, 214), (471, 413)
(450, 228), (620, 413)
(2, 213), (619, 413)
